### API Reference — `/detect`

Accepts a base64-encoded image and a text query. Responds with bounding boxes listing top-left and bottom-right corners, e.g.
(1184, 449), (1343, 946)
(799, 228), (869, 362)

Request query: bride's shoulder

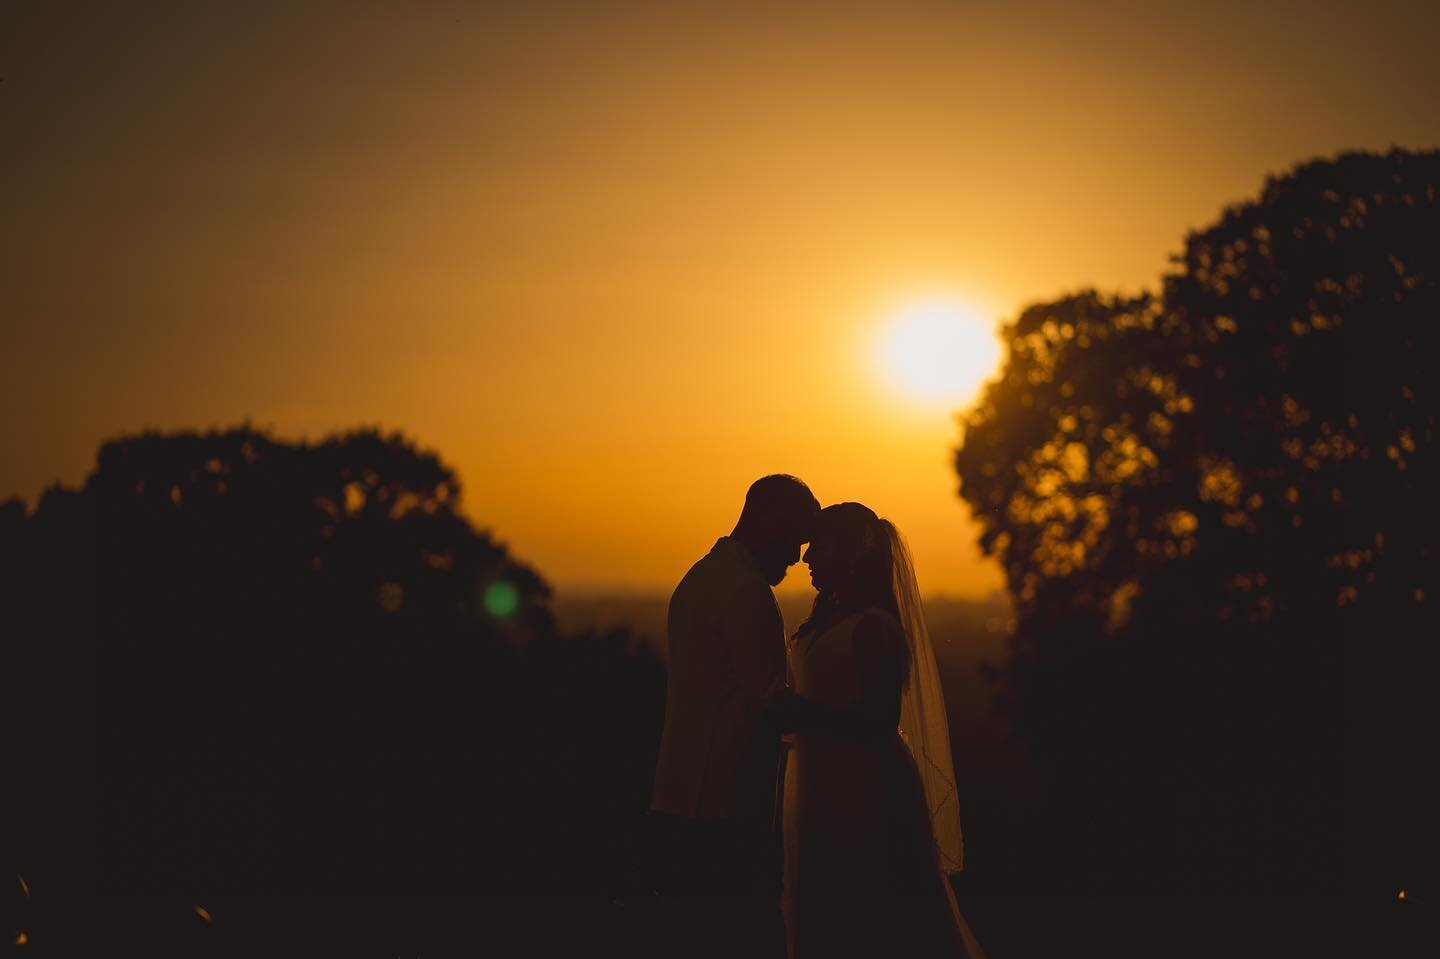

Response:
(859, 606), (903, 629)
(849, 608), (907, 677)
(853, 607), (906, 646)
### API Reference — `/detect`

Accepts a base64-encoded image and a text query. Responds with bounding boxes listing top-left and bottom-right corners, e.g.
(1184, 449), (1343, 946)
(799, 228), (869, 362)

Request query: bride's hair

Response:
(792, 503), (904, 667)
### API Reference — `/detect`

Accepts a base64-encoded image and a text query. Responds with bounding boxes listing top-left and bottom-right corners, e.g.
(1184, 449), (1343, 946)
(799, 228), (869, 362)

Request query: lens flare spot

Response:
(482, 581), (520, 618)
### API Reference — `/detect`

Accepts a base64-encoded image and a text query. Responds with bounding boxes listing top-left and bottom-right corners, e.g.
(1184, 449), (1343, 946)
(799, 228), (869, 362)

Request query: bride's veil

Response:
(883, 519), (965, 874)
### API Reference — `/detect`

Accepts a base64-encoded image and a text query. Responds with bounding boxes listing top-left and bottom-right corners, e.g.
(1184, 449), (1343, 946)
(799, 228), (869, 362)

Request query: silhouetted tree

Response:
(956, 149), (1437, 893)
(6, 427), (666, 905)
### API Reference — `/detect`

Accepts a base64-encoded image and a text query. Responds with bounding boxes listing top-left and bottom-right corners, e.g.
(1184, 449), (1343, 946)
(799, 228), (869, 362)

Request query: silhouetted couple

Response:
(649, 475), (986, 958)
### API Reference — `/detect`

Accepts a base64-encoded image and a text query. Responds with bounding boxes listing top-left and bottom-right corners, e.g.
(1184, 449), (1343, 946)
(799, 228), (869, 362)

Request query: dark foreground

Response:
(11, 892), (1424, 957)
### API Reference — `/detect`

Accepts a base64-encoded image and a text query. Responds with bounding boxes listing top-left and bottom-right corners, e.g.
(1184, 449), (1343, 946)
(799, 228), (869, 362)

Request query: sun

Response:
(878, 298), (1003, 409)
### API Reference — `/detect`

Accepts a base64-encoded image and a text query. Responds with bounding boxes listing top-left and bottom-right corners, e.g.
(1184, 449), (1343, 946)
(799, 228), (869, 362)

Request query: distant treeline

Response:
(3, 428), (666, 900)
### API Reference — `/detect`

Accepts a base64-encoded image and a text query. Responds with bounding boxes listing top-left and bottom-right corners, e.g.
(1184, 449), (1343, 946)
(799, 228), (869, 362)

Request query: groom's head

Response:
(732, 474), (821, 586)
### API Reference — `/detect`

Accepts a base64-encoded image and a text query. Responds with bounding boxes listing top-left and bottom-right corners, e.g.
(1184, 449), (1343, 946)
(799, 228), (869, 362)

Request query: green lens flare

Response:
(482, 580), (520, 618)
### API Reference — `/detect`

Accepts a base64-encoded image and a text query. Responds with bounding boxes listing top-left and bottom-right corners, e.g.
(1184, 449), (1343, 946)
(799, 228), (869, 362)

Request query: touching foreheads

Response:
(739, 474), (821, 536)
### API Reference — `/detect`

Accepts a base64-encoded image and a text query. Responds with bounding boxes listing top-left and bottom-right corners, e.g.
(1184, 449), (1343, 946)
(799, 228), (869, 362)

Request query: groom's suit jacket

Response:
(650, 536), (787, 824)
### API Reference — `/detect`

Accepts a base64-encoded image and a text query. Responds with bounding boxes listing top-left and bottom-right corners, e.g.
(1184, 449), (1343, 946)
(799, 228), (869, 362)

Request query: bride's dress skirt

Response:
(782, 732), (984, 958)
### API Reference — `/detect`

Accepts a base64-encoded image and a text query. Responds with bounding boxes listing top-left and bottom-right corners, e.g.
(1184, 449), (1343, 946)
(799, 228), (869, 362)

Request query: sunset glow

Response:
(3, 3), (1437, 598)
(879, 299), (1003, 409)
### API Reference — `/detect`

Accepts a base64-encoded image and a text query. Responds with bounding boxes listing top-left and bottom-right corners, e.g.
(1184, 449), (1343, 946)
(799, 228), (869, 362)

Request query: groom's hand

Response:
(760, 687), (799, 736)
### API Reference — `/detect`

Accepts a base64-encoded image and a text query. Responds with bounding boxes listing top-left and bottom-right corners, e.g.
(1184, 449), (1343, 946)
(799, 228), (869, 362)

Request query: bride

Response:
(781, 503), (986, 959)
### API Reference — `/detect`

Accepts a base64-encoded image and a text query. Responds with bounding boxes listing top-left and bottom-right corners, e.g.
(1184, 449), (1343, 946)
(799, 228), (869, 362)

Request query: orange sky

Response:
(3, 1), (1437, 596)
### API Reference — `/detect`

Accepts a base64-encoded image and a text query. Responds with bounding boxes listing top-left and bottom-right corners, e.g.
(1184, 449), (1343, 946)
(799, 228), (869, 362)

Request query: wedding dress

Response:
(781, 527), (986, 958)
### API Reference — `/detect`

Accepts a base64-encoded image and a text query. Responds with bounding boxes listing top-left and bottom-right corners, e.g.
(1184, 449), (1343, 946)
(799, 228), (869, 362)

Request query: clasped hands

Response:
(761, 686), (895, 741)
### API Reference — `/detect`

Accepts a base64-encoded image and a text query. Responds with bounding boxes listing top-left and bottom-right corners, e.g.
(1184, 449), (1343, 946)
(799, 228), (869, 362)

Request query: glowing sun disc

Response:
(879, 299), (1002, 407)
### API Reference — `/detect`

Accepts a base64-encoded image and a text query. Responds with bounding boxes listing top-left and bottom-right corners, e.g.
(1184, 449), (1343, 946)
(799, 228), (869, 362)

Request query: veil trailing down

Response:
(885, 520), (965, 875)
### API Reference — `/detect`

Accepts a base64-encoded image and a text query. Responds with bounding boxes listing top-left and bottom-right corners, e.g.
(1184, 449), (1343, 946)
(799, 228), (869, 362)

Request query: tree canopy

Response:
(5, 427), (665, 898)
(956, 149), (1437, 892)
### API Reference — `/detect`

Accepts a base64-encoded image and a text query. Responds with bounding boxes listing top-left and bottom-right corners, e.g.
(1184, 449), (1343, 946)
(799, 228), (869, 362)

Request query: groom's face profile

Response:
(752, 513), (813, 586)
(734, 474), (820, 586)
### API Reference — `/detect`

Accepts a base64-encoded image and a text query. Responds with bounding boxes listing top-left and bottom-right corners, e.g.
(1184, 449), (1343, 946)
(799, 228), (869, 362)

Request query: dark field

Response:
(12, 592), (1392, 957)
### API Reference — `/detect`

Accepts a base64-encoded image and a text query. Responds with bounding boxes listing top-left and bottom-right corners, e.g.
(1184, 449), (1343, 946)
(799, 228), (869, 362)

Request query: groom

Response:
(647, 474), (818, 957)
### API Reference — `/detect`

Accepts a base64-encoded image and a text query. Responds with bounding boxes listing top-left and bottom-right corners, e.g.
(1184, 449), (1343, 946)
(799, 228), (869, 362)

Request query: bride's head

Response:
(797, 503), (901, 635)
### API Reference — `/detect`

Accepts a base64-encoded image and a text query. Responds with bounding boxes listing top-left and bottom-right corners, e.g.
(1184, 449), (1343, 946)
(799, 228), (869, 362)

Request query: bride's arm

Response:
(765, 613), (902, 738)
(848, 611), (905, 730)
(766, 687), (892, 739)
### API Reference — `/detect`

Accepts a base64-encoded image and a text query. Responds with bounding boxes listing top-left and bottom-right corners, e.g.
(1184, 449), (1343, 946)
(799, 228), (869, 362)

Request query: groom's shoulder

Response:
(669, 545), (726, 606)
(674, 543), (724, 588)
(672, 542), (769, 609)
(679, 539), (738, 580)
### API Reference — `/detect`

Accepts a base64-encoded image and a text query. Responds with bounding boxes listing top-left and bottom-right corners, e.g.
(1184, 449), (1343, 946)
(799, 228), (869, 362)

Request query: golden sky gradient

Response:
(3, 1), (1437, 596)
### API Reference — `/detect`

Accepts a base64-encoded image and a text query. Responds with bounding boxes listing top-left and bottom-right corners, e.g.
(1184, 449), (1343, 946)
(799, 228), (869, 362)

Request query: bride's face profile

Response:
(803, 505), (866, 595)
(803, 503), (888, 601)
(801, 524), (840, 593)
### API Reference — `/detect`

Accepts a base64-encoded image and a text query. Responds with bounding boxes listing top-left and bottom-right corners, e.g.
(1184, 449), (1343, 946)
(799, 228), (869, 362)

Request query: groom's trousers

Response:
(643, 811), (786, 959)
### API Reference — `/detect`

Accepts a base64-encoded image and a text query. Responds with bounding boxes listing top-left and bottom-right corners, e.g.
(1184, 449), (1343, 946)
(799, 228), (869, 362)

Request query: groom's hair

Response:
(741, 474), (821, 525)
